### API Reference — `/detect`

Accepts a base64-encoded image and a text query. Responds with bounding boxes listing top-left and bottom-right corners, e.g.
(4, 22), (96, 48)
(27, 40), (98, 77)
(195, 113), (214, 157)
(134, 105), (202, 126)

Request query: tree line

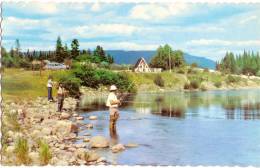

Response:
(2, 37), (114, 68)
(216, 51), (260, 76)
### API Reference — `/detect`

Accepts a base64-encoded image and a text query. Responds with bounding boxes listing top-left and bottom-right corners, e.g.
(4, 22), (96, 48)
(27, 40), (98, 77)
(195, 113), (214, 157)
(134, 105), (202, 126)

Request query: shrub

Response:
(73, 64), (136, 92)
(154, 75), (164, 87)
(200, 84), (207, 91)
(203, 68), (209, 73)
(190, 80), (200, 89)
(177, 69), (185, 74)
(15, 138), (31, 165)
(183, 83), (190, 89)
(55, 72), (82, 97)
(5, 110), (21, 132)
(226, 75), (239, 84)
(191, 63), (198, 68)
(214, 81), (222, 88)
(187, 68), (197, 74)
(256, 71), (260, 77)
(39, 141), (52, 165)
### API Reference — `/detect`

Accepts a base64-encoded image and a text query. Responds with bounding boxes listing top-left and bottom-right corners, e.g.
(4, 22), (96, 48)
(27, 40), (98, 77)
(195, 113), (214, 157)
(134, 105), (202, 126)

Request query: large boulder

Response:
(111, 144), (125, 153)
(89, 136), (109, 148)
(52, 121), (78, 136)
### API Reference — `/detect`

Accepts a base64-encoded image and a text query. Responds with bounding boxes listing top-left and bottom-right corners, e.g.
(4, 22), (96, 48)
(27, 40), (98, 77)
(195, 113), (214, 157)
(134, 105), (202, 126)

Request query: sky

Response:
(3, 1), (260, 61)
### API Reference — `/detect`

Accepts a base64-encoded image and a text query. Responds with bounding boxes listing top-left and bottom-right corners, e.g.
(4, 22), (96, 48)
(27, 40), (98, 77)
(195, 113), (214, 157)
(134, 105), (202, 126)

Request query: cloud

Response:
(187, 39), (260, 47)
(239, 15), (258, 24)
(129, 3), (188, 20)
(80, 41), (158, 50)
(18, 2), (58, 14)
(90, 3), (101, 12)
(75, 24), (140, 37)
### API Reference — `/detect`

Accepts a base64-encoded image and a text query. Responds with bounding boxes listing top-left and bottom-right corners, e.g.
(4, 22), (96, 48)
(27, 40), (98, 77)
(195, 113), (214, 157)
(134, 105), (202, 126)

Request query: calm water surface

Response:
(77, 89), (260, 166)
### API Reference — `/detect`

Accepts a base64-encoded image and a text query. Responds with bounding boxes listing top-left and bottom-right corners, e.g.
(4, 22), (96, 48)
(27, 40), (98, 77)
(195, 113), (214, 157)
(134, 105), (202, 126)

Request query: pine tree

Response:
(71, 39), (80, 59)
(55, 36), (64, 63)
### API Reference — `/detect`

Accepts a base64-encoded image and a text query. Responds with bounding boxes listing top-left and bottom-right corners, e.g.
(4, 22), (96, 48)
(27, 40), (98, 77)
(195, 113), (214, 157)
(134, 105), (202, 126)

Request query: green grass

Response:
(14, 137), (31, 165)
(39, 140), (52, 165)
(2, 68), (69, 100)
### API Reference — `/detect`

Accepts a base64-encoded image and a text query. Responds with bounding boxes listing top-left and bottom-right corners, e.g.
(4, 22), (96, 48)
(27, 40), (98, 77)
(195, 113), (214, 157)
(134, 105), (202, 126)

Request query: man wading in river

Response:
(106, 85), (121, 132)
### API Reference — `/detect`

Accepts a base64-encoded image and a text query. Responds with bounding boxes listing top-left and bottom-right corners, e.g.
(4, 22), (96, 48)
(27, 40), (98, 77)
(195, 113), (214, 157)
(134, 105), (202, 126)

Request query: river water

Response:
(77, 89), (260, 166)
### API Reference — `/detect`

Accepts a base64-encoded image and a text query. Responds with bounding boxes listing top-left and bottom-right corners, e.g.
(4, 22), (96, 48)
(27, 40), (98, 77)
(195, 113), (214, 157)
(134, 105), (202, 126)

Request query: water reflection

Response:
(80, 89), (260, 120)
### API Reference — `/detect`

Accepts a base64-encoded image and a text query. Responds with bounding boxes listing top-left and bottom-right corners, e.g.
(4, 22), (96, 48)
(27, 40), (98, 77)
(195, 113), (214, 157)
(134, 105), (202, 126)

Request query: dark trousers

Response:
(47, 87), (53, 101)
(57, 96), (64, 112)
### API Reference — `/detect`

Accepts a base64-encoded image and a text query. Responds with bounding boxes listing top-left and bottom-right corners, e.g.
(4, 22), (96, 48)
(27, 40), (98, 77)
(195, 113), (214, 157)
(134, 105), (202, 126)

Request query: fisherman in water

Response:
(106, 85), (121, 132)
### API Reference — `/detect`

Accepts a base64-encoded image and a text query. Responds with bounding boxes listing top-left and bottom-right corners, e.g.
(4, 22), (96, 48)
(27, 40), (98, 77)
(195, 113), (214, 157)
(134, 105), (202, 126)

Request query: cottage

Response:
(133, 57), (162, 73)
(133, 57), (151, 72)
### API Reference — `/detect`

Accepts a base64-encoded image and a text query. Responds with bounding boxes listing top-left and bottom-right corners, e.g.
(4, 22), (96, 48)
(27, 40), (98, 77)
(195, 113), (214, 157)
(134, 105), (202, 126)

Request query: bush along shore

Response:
(2, 96), (135, 166)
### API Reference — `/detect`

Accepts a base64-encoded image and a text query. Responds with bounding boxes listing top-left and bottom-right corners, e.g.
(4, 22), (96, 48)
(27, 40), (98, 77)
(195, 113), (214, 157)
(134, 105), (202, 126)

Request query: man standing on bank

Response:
(106, 85), (121, 131)
(47, 75), (54, 102)
(57, 83), (66, 112)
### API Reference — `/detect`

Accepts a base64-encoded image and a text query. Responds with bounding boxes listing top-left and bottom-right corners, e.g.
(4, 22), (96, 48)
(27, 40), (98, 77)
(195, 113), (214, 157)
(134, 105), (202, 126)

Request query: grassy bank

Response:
(3, 68), (260, 101)
(2, 68), (68, 101)
(126, 68), (260, 92)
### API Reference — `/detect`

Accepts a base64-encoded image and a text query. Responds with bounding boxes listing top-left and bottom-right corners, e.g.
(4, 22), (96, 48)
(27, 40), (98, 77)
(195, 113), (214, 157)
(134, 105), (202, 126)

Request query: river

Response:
(76, 89), (260, 166)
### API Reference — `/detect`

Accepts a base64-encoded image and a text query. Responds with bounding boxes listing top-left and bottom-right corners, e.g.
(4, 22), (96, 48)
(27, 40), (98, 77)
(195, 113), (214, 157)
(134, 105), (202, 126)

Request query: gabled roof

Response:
(134, 57), (149, 69)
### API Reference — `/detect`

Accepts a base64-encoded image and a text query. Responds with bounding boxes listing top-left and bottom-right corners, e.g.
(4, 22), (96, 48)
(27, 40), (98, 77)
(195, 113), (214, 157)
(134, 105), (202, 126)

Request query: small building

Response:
(133, 57), (151, 72)
(133, 57), (162, 73)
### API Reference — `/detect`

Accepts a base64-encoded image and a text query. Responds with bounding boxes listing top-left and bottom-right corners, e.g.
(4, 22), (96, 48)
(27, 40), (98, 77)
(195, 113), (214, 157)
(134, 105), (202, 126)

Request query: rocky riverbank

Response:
(2, 96), (133, 166)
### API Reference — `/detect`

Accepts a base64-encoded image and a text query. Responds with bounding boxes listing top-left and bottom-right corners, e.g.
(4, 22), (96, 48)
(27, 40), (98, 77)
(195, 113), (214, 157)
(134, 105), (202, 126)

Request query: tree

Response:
(150, 44), (185, 70)
(71, 39), (80, 59)
(93, 45), (106, 63)
(14, 39), (21, 57)
(55, 36), (64, 63)
(107, 54), (114, 64)
(64, 43), (70, 59)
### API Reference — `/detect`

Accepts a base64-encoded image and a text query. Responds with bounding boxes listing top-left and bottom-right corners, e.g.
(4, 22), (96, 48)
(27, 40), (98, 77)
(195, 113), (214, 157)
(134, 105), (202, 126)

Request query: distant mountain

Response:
(106, 50), (216, 69)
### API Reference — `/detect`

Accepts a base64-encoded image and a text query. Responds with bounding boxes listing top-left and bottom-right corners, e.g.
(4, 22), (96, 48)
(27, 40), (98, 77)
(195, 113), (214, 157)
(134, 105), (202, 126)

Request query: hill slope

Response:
(106, 50), (216, 69)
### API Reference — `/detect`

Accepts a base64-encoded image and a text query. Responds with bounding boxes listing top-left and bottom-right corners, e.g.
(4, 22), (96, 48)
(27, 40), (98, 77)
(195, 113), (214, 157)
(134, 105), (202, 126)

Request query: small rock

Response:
(97, 157), (106, 163)
(29, 152), (40, 164)
(68, 147), (77, 152)
(72, 113), (79, 117)
(86, 124), (93, 129)
(111, 144), (125, 153)
(85, 151), (100, 162)
(90, 136), (109, 148)
(42, 127), (52, 135)
(125, 143), (139, 148)
(89, 115), (97, 120)
(60, 112), (71, 120)
(71, 123), (79, 133)
(76, 116), (84, 120)
(83, 138), (90, 142)
(75, 148), (86, 160)
(75, 143), (87, 148)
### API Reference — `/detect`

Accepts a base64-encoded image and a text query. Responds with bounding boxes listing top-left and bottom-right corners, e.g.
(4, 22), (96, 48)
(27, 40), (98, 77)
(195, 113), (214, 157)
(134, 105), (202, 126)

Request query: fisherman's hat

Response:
(110, 85), (117, 91)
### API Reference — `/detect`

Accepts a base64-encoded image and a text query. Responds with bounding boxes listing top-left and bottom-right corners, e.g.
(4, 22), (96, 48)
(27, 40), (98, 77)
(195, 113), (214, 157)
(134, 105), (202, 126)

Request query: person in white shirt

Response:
(106, 85), (121, 131)
(47, 76), (54, 102)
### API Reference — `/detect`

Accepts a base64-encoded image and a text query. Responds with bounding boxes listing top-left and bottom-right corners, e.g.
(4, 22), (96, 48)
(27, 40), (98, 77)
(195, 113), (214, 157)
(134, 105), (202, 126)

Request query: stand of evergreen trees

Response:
(2, 37), (114, 68)
(217, 51), (260, 76)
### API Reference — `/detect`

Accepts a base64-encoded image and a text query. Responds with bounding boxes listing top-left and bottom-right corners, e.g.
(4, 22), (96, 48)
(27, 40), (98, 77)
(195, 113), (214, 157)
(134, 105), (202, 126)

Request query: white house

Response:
(133, 57), (162, 73)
